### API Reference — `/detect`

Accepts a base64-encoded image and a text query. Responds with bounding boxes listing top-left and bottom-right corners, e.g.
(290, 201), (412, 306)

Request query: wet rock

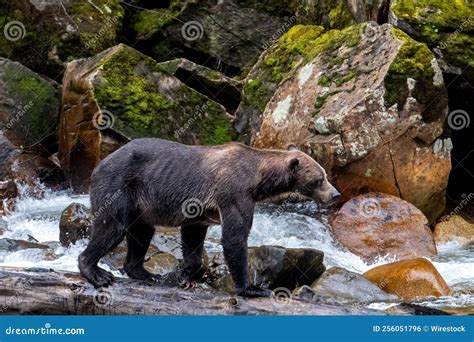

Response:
(0, 238), (49, 252)
(247, 23), (450, 222)
(152, 226), (182, 259)
(0, 58), (63, 186)
(212, 246), (325, 292)
(331, 192), (436, 263)
(434, 215), (474, 246)
(58, 44), (234, 186)
(0, 0), (124, 77)
(363, 258), (451, 300)
(144, 252), (179, 276)
(386, 303), (450, 315)
(102, 243), (160, 273)
(308, 267), (398, 304)
(0, 180), (17, 215)
(59, 203), (92, 246)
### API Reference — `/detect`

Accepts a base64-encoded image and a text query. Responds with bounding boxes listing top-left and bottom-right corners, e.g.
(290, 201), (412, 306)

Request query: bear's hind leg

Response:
(79, 217), (127, 288)
(123, 219), (158, 281)
(179, 223), (208, 287)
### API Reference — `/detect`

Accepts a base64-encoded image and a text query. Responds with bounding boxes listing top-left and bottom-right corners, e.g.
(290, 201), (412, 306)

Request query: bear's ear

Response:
(288, 157), (299, 170)
(286, 143), (299, 151)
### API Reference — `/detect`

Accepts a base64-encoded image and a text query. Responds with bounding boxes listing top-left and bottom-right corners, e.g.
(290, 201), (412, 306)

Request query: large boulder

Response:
(0, 58), (63, 186)
(0, 0), (124, 77)
(58, 44), (234, 186)
(389, 0), (474, 80)
(211, 245), (325, 292)
(331, 192), (437, 263)
(434, 215), (474, 246)
(303, 267), (398, 304)
(246, 23), (450, 222)
(59, 203), (92, 246)
(363, 258), (451, 300)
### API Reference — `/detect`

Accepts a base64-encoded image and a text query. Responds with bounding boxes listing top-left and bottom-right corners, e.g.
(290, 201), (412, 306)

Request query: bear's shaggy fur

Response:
(79, 138), (339, 297)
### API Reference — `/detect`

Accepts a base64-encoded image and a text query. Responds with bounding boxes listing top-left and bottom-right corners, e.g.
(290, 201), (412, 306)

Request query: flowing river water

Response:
(1, 185), (473, 313)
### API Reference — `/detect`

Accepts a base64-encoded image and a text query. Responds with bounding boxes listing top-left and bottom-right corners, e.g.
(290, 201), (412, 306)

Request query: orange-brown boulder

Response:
(331, 192), (436, 263)
(363, 258), (450, 300)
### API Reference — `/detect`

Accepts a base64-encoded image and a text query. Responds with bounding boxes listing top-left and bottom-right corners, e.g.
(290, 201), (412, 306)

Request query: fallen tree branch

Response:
(0, 267), (384, 315)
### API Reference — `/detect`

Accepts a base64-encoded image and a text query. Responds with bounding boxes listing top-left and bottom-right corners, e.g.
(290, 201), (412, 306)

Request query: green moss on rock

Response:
(384, 28), (444, 120)
(93, 46), (232, 144)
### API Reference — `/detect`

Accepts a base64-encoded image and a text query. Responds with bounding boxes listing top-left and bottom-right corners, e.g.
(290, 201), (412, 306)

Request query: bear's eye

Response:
(309, 179), (323, 188)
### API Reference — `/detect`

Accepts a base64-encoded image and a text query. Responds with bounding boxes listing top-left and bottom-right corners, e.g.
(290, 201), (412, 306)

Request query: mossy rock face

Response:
(0, 0), (124, 78)
(390, 0), (474, 79)
(0, 58), (59, 153)
(250, 23), (450, 222)
(59, 44), (234, 185)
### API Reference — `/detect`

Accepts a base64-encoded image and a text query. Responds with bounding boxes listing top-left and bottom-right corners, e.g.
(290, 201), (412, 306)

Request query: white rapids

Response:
(1, 185), (473, 311)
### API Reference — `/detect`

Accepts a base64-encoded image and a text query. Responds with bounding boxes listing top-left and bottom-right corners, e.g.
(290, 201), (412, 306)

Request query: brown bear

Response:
(79, 138), (340, 297)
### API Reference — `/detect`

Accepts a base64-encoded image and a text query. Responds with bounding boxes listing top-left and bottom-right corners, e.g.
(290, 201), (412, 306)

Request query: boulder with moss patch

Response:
(389, 0), (474, 79)
(0, 0), (124, 78)
(248, 23), (450, 222)
(58, 44), (234, 186)
(0, 58), (63, 186)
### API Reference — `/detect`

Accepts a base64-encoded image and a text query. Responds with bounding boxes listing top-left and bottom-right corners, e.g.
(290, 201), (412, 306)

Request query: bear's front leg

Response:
(221, 203), (272, 298)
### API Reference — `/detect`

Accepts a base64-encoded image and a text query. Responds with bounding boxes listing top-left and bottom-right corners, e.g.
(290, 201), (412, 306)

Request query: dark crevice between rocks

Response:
(173, 67), (241, 113)
(444, 74), (474, 213)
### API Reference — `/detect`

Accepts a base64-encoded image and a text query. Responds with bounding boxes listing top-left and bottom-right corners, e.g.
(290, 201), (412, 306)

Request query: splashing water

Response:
(0, 187), (473, 310)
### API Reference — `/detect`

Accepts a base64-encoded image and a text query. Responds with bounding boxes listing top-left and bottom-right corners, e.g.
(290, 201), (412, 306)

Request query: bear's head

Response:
(256, 144), (340, 206)
(286, 144), (340, 206)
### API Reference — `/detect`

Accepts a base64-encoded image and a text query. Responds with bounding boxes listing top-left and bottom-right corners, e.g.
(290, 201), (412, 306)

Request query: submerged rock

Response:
(0, 238), (49, 253)
(0, 0), (124, 77)
(434, 215), (474, 246)
(307, 267), (398, 304)
(211, 245), (325, 292)
(363, 258), (451, 300)
(59, 203), (92, 246)
(331, 192), (436, 263)
(58, 44), (234, 186)
(245, 23), (450, 222)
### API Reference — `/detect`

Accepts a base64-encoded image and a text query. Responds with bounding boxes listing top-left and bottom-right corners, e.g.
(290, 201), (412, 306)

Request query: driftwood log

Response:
(0, 267), (385, 315)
